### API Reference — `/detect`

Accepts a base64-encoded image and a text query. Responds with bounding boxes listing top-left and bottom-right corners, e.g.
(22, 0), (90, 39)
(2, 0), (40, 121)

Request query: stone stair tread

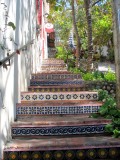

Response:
(41, 65), (67, 67)
(4, 136), (120, 151)
(17, 100), (102, 106)
(12, 115), (111, 126)
(39, 70), (68, 73)
(28, 85), (84, 89)
(42, 58), (64, 62)
(41, 63), (66, 66)
(31, 71), (74, 76)
(32, 71), (72, 74)
(21, 91), (97, 94)
(30, 79), (83, 82)
(40, 69), (68, 72)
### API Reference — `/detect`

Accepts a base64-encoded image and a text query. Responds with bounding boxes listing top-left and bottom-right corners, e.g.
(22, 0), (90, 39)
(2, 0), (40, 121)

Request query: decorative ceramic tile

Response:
(42, 58), (64, 64)
(41, 66), (68, 71)
(12, 125), (106, 136)
(4, 147), (120, 160)
(16, 105), (101, 115)
(31, 74), (81, 80)
(30, 80), (84, 86)
(21, 92), (98, 101)
(28, 87), (84, 92)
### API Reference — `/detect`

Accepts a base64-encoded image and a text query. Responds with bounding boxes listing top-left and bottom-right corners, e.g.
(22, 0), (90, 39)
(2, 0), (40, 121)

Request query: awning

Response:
(45, 23), (54, 33)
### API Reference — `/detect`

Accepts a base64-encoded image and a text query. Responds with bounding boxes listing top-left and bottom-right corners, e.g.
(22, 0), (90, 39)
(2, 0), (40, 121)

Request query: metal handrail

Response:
(0, 39), (34, 67)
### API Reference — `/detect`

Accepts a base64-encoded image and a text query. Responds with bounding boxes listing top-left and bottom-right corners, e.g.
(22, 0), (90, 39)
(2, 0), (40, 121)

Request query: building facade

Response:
(0, 0), (49, 158)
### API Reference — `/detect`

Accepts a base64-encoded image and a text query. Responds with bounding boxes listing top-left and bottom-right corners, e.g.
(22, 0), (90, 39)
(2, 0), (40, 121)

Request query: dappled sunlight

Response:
(0, 0), (37, 158)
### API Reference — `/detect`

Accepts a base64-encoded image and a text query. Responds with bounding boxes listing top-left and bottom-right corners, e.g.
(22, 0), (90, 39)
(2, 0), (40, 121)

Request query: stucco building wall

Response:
(0, 0), (39, 158)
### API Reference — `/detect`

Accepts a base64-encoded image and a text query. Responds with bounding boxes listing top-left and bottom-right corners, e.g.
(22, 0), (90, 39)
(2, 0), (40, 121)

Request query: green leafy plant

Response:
(8, 22), (16, 30)
(56, 46), (76, 68)
(82, 72), (94, 81)
(105, 116), (120, 138)
(70, 68), (116, 82)
(104, 69), (116, 81)
(92, 89), (120, 138)
(93, 71), (104, 80)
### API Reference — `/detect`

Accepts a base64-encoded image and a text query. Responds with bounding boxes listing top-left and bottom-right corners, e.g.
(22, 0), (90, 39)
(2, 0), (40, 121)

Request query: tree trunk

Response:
(71, 0), (81, 67)
(112, 0), (120, 108)
(84, 0), (93, 64)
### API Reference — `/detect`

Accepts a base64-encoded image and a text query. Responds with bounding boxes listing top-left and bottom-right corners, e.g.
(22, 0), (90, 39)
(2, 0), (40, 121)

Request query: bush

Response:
(92, 89), (120, 138)
(55, 46), (75, 68)
(70, 68), (116, 82)
(104, 69), (116, 81)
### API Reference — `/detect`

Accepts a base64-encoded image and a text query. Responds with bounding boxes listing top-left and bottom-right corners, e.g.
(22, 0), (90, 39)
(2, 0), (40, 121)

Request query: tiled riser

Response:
(12, 125), (106, 137)
(28, 87), (84, 92)
(21, 92), (98, 101)
(30, 80), (84, 86)
(42, 64), (66, 67)
(42, 59), (64, 64)
(16, 105), (101, 115)
(41, 67), (67, 71)
(4, 147), (120, 160)
(31, 74), (81, 80)
(42, 61), (64, 64)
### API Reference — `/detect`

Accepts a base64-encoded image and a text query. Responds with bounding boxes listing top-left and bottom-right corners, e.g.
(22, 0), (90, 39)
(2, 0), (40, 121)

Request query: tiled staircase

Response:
(3, 58), (120, 160)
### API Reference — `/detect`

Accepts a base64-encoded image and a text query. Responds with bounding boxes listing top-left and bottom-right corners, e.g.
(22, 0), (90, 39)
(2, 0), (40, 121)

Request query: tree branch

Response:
(92, 0), (102, 7)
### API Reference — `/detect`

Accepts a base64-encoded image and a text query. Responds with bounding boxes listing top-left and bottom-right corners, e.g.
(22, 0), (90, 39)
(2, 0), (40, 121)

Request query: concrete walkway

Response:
(98, 62), (115, 72)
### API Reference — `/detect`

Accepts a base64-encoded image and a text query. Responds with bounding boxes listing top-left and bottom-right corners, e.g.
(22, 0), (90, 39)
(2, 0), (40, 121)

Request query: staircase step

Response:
(30, 79), (84, 86)
(40, 66), (68, 71)
(31, 73), (81, 80)
(28, 85), (85, 92)
(41, 59), (67, 71)
(4, 136), (120, 159)
(16, 101), (102, 117)
(41, 63), (66, 67)
(36, 71), (71, 74)
(11, 116), (111, 138)
(21, 91), (98, 102)
(41, 65), (67, 70)
(42, 58), (65, 64)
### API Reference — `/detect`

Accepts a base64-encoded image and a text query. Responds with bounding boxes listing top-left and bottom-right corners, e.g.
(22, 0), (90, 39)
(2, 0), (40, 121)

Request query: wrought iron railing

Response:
(0, 39), (34, 68)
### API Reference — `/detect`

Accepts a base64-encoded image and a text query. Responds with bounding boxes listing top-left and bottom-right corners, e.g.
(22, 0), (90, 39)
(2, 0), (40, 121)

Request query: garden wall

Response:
(84, 81), (116, 97)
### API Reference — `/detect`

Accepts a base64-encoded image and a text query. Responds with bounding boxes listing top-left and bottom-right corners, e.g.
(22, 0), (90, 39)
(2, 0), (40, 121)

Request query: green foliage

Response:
(92, 89), (120, 138)
(55, 46), (75, 68)
(69, 67), (83, 74)
(48, 1), (72, 45)
(98, 90), (117, 117)
(104, 69), (116, 81)
(7, 22), (16, 30)
(98, 89), (109, 101)
(48, 0), (113, 60)
(70, 68), (116, 82)
(82, 72), (94, 81)
(92, 0), (113, 46)
(106, 117), (120, 138)
(93, 70), (104, 79)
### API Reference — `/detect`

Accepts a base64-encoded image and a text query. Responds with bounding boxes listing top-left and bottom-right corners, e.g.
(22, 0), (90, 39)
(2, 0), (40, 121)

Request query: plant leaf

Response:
(113, 129), (120, 138)
(1, 45), (4, 50)
(8, 22), (16, 30)
(105, 124), (114, 133)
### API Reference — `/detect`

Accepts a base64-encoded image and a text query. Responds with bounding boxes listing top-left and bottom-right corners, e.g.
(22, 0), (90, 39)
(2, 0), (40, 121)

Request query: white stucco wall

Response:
(95, 46), (108, 57)
(0, 0), (38, 158)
